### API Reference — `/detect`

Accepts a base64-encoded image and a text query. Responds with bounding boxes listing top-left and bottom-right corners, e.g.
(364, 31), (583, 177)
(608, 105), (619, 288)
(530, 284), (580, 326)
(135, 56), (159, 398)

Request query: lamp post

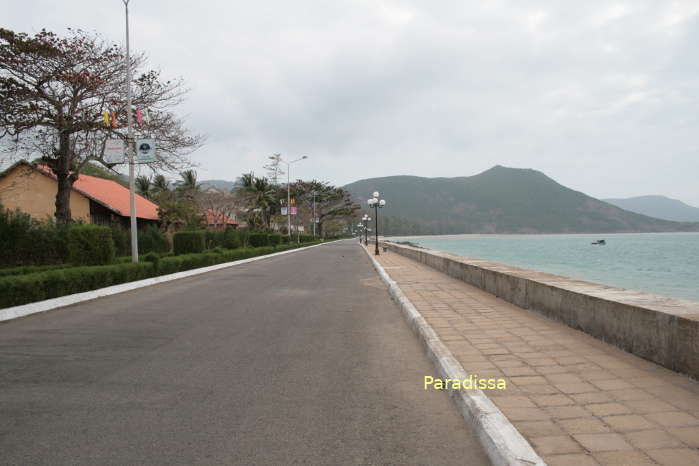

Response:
(367, 191), (386, 255)
(123, 0), (138, 262)
(362, 214), (371, 246)
(274, 155), (307, 240)
(312, 190), (317, 238)
(357, 222), (363, 243)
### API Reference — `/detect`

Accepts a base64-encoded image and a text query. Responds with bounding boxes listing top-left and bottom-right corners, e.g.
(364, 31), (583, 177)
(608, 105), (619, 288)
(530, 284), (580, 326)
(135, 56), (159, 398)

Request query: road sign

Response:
(281, 207), (288, 216)
(290, 206), (297, 215)
(136, 138), (156, 163)
(103, 139), (126, 164)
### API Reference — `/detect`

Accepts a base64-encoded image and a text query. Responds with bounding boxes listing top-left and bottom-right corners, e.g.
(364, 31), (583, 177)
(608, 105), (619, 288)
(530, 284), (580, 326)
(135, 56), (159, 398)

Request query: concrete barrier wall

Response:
(382, 241), (699, 380)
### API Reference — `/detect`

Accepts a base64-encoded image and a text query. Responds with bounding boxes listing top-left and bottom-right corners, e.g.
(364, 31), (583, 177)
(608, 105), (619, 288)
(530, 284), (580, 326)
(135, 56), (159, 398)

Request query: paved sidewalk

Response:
(373, 247), (699, 466)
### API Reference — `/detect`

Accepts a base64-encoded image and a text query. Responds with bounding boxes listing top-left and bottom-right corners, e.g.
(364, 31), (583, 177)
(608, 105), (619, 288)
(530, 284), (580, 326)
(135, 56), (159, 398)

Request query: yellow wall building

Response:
(0, 164), (90, 222)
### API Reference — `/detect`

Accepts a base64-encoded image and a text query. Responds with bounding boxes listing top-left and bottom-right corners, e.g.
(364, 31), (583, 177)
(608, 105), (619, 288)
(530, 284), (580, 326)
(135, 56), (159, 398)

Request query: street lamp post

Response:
(357, 222), (363, 243)
(362, 214), (371, 246)
(274, 155), (307, 240)
(123, 0), (138, 262)
(312, 190), (317, 238)
(367, 191), (386, 255)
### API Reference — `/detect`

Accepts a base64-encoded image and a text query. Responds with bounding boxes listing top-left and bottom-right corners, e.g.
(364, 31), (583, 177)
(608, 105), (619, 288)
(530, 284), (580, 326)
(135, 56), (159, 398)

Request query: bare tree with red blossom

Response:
(0, 28), (203, 222)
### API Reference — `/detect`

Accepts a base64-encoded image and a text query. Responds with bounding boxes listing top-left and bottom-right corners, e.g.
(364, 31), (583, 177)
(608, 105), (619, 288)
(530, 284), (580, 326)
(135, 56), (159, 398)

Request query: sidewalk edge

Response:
(362, 245), (546, 466)
(0, 241), (340, 323)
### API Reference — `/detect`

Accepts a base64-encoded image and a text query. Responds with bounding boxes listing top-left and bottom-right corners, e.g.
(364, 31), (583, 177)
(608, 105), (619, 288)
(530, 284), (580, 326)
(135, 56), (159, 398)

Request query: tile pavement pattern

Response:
(374, 250), (699, 466)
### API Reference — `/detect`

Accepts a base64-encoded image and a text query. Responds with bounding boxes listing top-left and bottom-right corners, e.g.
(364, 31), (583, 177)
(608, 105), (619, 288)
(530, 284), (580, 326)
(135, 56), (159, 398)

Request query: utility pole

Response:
(312, 190), (316, 238)
(275, 155), (307, 240)
(124, 0), (138, 262)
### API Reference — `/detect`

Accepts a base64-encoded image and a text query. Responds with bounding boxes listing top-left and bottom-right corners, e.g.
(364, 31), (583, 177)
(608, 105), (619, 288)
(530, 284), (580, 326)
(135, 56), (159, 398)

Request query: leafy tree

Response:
(0, 28), (202, 223)
(283, 180), (359, 237)
(79, 161), (128, 187)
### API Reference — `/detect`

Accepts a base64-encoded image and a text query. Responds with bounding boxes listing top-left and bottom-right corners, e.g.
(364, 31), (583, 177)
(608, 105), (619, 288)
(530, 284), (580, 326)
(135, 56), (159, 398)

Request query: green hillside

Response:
(604, 195), (699, 222)
(344, 166), (699, 235)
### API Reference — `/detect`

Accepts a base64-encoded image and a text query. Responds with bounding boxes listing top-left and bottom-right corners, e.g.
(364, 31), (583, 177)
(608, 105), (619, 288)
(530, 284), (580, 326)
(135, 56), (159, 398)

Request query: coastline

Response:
(386, 232), (699, 303)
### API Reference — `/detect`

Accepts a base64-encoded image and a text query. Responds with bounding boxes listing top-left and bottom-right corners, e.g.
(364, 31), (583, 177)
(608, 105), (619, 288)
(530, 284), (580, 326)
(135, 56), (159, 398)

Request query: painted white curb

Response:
(362, 245), (546, 466)
(0, 241), (339, 323)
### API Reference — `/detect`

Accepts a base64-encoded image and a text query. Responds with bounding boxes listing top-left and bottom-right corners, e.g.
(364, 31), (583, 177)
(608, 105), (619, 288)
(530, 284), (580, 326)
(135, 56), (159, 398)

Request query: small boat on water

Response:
(591, 239), (606, 245)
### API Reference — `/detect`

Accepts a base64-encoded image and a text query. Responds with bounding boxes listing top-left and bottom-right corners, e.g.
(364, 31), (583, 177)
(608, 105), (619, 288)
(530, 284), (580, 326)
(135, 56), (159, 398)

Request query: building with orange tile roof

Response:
(204, 208), (238, 230)
(0, 161), (160, 229)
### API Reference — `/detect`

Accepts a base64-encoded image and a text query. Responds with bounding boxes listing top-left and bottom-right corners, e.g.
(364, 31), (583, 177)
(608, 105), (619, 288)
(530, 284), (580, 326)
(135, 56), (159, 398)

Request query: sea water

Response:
(395, 233), (699, 303)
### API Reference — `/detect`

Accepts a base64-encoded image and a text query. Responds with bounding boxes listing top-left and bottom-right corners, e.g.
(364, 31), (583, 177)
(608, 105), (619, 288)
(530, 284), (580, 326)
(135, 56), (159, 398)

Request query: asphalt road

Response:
(0, 240), (490, 465)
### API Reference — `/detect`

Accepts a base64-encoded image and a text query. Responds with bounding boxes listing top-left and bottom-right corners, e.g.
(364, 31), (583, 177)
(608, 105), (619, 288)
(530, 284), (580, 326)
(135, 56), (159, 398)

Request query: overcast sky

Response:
(5, 1), (699, 205)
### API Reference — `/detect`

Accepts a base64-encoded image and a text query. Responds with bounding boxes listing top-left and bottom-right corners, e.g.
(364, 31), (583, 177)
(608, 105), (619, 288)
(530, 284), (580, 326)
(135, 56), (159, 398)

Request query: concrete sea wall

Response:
(382, 241), (699, 379)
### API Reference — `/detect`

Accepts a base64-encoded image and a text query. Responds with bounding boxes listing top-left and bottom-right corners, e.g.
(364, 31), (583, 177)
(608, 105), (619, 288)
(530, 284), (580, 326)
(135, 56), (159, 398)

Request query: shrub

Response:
(110, 225), (131, 257)
(142, 251), (160, 272)
(237, 229), (250, 248)
(67, 225), (115, 266)
(248, 232), (269, 247)
(139, 225), (170, 254)
(205, 230), (225, 249)
(173, 230), (205, 255)
(268, 233), (282, 246)
(0, 205), (69, 266)
(0, 264), (70, 277)
(223, 228), (241, 249)
(0, 262), (154, 308)
(299, 234), (315, 243)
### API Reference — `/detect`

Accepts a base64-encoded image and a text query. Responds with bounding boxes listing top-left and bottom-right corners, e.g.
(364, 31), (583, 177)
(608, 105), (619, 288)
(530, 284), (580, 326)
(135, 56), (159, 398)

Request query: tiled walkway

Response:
(373, 248), (699, 466)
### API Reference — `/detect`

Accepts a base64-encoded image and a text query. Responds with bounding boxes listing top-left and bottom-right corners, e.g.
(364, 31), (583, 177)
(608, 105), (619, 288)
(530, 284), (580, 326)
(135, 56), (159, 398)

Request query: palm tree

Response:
(176, 169), (200, 201)
(240, 172), (277, 230)
(152, 174), (170, 193)
(135, 176), (152, 199)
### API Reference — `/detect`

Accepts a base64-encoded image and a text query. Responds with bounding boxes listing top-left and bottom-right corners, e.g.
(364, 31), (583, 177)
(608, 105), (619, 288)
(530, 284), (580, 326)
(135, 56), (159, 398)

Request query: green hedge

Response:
(204, 230), (225, 249)
(173, 230), (205, 255)
(0, 262), (154, 308)
(67, 225), (116, 266)
(0, 241), (323, 309)
(139, 225), (170, 254)
(248, 232), (269, 247)
(0, 264), (70, 277)
(110, 225), (131, 257)
(0, 206), (70, 266)
(299, 234), (315, 243)
(223, 228), (241, 249)
(268, 233), (282, 246)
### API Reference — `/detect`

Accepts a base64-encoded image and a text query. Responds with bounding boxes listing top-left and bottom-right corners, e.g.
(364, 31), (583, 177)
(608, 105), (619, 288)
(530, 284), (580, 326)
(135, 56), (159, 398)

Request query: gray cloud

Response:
(5, 0), (699, 204)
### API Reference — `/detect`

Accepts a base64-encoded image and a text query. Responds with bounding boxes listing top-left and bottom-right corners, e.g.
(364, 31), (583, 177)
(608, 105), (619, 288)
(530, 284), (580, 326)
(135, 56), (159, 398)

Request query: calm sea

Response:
(394, 233), (699, 303)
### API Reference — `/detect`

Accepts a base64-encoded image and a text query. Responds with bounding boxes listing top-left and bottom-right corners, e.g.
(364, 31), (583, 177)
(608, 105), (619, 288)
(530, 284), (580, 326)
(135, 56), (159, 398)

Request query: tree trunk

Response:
(54, 130), (74, 223)
(54, 173), (73, 223)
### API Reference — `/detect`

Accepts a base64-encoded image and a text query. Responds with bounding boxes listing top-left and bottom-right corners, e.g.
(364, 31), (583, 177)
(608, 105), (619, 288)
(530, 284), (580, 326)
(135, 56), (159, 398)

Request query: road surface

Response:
(0, 240), (489, 465)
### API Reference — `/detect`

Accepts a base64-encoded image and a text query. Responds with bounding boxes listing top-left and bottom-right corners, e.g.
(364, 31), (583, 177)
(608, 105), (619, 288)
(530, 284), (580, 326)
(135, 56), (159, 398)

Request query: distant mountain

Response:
(344, 166), (699, 235)
(603, 195), (699, 222)
(200, 179), (238, 191)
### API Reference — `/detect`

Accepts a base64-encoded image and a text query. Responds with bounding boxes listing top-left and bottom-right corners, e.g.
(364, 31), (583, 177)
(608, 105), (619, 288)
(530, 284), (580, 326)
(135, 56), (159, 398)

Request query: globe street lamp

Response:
(357, 222), (364, 243)
(367, 192), (386, 255)
(362, 214), (371, 246)
(274, 155), (307, 240)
